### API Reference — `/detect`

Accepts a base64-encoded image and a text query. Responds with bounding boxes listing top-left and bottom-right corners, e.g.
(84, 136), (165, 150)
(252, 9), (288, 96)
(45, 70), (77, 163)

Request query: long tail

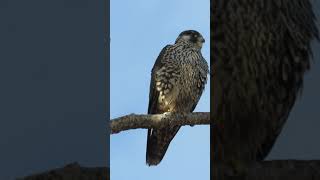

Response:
(146, 126), (180, 166)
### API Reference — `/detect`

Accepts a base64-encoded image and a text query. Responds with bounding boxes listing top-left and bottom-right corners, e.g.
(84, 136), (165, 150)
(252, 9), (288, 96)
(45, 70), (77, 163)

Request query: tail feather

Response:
(146, 126), (180, 166)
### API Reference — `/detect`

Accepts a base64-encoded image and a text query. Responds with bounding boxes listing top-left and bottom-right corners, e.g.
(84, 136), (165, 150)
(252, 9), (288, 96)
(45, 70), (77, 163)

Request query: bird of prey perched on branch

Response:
(146, 30), (209, 166)
(212, 0), (319, 175)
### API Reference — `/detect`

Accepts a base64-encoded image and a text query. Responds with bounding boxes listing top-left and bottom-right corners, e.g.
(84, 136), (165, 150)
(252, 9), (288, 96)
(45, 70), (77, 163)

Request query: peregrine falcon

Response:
(211, 0), (319, 174)
(146, 30), (209, 166)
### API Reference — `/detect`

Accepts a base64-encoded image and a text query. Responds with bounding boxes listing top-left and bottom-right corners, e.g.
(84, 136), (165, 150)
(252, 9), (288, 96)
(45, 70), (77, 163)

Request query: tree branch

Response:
(18, 162), (109, 180)
(213, 160), (320, 180)
(110, 112), (210, 134)
(18, 160), (320, 180)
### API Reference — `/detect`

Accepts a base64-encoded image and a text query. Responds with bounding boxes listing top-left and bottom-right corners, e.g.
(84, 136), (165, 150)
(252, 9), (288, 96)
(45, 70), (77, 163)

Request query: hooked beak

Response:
(196, 36), (205, 48)
(199, 36), (205, 43)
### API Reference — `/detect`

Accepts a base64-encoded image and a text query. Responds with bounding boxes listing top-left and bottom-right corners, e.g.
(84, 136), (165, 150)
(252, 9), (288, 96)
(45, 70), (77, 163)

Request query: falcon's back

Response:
(212, 0), (319, 165)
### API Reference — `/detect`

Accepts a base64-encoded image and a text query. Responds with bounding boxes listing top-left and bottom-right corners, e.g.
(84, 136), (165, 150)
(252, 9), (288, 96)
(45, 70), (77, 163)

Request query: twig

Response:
(110, 112), (210, 134)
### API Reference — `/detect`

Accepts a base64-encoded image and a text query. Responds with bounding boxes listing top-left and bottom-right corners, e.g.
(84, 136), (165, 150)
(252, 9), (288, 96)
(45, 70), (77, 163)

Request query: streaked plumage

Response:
(146, 30), (208, 166)
(211, 0), (319, 172)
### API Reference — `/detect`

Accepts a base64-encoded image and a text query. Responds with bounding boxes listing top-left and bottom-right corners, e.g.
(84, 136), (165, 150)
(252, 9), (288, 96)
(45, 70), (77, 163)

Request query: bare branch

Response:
(110, 112), (210, 134)
(213, 160), (320, 179)
(18, 162), (109, 180)
(18, 160), (320, 179)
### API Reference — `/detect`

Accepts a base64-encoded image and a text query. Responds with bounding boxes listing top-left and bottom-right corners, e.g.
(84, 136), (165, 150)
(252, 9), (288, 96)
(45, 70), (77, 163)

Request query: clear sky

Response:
(110, 0), (210, 179)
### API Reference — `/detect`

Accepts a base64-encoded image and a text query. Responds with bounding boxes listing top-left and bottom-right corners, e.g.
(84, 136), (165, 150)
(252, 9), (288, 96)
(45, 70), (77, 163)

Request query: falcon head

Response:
(175, 30), (205, 49)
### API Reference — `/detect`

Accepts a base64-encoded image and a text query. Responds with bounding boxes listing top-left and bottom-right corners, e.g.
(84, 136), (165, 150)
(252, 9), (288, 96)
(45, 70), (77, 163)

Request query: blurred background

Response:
(0, 0), (106, 179)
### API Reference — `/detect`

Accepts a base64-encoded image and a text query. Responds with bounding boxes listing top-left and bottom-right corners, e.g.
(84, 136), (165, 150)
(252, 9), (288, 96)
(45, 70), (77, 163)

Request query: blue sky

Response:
(110, 0), (210, 179)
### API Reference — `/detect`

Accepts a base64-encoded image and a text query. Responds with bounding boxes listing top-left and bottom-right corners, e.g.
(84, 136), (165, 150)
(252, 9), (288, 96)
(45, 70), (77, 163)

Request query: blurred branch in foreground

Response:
(214, 160), (320, 180)
(18, 162), (109, 180)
